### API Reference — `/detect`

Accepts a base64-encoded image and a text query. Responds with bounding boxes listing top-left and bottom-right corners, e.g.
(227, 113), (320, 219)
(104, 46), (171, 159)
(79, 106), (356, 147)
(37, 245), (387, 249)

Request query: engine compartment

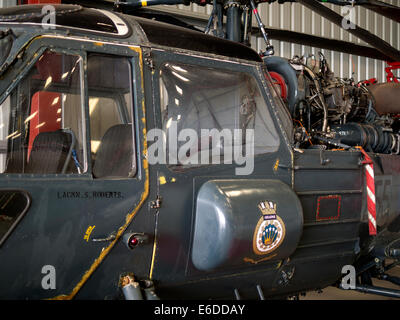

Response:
(265, 53), (400, 154)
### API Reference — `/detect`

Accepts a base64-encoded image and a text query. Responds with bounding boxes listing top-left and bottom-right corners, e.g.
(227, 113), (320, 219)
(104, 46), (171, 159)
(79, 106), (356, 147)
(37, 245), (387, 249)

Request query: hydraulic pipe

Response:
(380, 274), (400, 287)
(242, 6), (251, 46)
(249, 0), (274, 56)
(303, 65), (329, 132)
(120, 275), (144, 300)
(340, 283), (400, 299)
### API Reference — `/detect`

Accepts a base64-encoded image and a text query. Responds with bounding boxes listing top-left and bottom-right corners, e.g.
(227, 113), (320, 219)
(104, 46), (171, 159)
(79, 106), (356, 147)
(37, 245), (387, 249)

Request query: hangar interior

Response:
(167, 0), (400, 82)
(0, 0), (399, 301)
(4, 0), (399, 82)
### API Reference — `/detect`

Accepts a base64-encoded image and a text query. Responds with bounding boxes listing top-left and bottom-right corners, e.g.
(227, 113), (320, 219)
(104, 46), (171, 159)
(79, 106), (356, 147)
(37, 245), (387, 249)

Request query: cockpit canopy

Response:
(0, 4), (129, 36)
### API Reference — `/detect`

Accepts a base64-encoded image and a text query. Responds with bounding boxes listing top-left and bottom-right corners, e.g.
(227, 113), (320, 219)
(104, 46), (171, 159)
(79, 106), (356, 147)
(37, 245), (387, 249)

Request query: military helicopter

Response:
(0, 0), (399, 300)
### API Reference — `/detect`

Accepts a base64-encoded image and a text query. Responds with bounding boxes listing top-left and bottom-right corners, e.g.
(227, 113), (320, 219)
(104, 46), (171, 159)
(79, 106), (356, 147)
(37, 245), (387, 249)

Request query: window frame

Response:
(85, 52), (138, 180)
(0, 189), (31, 248)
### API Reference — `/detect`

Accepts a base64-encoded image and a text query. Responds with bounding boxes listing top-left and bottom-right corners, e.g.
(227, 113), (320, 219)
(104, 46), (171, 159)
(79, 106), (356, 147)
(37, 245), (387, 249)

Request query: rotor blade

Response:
(63, 0), (187, 9)
(143, 5), (394, 61)
(361, 0), (400, 23)
(117, 0), (186, 9)
(259, 28), (391, 61)
(295, 0), (400, 62)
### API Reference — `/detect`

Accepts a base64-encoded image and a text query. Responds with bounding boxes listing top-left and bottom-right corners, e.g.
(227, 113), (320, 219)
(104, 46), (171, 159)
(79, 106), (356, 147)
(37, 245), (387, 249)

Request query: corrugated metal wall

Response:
(0, 0), (16, 7)
(172, 0), (400, 82)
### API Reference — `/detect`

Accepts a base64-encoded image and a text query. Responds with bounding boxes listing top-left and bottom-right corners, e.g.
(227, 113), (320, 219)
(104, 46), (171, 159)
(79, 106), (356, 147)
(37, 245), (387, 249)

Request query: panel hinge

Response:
(143, 49), (154, 70)
(150, 195), (162, 210)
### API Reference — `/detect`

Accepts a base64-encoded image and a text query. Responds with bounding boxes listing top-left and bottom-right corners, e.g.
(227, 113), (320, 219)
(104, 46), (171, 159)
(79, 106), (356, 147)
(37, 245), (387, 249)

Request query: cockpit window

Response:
(0, 49), (86, 174)
(159, 62), (280, 169)
(87, 54), (135, 179)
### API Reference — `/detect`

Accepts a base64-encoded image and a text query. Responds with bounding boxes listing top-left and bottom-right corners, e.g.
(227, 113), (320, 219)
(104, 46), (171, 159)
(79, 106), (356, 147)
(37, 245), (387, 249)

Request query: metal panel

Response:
(0, 0), (16, 7)
(168, 0), (400, 82)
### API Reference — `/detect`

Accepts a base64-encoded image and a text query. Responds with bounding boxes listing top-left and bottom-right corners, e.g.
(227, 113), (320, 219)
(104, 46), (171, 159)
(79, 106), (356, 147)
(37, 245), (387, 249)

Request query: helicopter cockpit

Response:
(0, 49), (135, 178)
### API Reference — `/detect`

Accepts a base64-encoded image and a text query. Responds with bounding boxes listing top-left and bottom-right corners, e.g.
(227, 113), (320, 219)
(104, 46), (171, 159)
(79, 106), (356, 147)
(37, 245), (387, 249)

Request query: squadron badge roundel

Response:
(253, 201), (286, 256)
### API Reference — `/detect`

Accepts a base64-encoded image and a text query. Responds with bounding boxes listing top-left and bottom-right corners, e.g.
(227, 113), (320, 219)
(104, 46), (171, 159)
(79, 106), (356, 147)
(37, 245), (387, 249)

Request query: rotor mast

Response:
(116, 0), (275, 56)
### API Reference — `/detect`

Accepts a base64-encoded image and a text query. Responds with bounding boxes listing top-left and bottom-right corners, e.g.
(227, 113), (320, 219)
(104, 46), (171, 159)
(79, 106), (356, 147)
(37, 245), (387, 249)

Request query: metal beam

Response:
(295, 0), (400, 62)
(139, 6), (395, 61)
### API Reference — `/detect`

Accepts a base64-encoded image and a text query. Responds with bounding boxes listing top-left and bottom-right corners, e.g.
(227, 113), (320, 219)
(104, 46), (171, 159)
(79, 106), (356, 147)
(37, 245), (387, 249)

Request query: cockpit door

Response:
(0, 38), (150, 299)
(148, 50), (294, 292)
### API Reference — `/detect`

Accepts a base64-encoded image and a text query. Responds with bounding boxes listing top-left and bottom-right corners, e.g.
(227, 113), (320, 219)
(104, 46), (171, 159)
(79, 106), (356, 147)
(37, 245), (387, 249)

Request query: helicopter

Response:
(0, 0), (399, 300)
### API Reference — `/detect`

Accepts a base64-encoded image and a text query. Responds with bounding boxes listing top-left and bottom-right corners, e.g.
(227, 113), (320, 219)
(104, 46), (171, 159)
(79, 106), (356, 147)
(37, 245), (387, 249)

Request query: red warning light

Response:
(128, 236), (139, 249)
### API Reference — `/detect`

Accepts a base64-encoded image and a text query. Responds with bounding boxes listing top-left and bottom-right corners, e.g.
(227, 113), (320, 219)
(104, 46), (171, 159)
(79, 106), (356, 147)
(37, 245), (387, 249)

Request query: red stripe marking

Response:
(356, 147), (377, 236)
(366, 164), (377, 235)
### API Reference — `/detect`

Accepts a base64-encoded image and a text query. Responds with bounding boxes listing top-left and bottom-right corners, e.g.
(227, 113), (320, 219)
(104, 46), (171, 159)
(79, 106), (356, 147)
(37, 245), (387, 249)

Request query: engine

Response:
(265, 53), (400, 154)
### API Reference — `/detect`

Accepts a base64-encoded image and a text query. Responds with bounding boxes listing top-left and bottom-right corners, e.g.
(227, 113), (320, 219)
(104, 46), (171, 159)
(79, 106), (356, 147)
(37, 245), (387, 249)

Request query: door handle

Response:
(91, 232), (116, 242)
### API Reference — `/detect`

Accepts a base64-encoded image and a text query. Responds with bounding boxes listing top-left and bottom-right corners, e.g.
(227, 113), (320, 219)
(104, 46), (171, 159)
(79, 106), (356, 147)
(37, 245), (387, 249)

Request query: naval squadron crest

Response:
(253, 200), (286, 256)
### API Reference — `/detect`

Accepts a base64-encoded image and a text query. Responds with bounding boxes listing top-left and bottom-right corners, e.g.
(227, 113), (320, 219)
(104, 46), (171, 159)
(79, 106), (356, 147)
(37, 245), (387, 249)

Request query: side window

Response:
(159, 62), (280, 167)
(87, 54), (135, 179)
(0, 49), (86, 174)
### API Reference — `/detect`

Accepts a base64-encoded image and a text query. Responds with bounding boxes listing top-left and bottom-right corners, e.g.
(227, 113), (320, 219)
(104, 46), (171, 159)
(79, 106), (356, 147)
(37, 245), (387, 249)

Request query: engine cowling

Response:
(368, 82), (400, 116)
